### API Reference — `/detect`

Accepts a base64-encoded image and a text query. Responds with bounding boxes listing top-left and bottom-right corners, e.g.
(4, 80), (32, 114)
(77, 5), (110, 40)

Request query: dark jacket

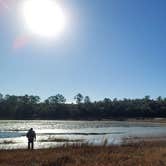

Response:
(26, 129), (36, 142)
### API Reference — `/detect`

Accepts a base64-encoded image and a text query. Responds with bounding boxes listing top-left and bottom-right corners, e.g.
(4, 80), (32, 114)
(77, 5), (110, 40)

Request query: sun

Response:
(22, 0), (66, 38)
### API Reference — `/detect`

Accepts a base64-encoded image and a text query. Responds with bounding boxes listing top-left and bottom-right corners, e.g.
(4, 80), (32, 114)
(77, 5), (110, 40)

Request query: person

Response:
(26, 128), (36, 150)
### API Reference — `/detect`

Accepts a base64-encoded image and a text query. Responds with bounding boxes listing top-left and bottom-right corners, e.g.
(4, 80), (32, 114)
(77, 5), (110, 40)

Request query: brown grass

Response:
(0, 140), (15, 144)
(0, 141), (166, 166)
(39, 137), (82, 143)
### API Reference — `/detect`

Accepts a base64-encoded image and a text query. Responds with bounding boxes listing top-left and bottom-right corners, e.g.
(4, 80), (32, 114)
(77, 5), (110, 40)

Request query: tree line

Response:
(0, 93), (166, 120)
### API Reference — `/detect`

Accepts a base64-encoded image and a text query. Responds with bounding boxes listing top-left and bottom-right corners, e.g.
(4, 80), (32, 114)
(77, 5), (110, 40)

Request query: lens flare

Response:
(22, 0), (66, 38)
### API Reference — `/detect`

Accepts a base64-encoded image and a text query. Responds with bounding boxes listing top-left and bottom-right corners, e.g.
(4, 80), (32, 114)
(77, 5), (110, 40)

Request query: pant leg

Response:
(31, 141), (34, 149)
(28, 141), (30, 149)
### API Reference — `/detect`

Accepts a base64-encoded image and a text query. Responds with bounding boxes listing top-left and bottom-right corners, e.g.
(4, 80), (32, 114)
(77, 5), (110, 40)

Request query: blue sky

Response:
(0, 0), (166, 102)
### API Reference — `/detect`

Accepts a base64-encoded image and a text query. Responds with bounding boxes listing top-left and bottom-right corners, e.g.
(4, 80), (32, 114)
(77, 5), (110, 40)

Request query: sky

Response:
(0, 0), (166, 102)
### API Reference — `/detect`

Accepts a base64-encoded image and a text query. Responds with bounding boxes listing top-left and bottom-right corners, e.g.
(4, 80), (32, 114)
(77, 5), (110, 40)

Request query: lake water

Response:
(0, 120), (166, 149)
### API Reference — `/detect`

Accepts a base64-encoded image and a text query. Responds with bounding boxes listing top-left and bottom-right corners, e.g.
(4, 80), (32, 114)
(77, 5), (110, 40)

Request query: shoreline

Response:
(0, 139), (166, 165)
(123, 135), (166, 144)
(1, 118), (166, 122)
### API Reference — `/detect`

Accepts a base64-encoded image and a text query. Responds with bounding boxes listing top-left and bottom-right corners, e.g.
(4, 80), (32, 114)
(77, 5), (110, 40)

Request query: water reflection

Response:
(0, 120), (166, 149)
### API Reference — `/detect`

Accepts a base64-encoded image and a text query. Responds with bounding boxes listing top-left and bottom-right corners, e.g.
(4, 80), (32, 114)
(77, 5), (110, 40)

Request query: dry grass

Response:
(38, 137), (82, 143)
(0, 141), (166, 166)
(0, 140), (15, 144)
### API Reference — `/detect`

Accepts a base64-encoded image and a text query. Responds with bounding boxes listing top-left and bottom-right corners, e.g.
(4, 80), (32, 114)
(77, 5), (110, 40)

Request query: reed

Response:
(0, 140), (166, 166)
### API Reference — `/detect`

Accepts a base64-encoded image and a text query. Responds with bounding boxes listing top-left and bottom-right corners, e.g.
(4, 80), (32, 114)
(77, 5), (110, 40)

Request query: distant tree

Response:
(55, 94), (66, 104)
(44, 99), (49, 104)
(113, 98), (117, 102)
(157, 96), (162, 102)
(4, 94), (10, 100)
(47, 94), (66, 104)
(144, 95), (150, 101)
(74, 93), (83, 104)
(0, 93), (3, 102)
(84, 96), (91, 104)
(2, 92), (166, 120)
(22, 95), (30, 104)
(29, 96), (40, 104)
(103, 98), (111, 104)
(4, 95), (18, 104)
(47, 96), (57, 104)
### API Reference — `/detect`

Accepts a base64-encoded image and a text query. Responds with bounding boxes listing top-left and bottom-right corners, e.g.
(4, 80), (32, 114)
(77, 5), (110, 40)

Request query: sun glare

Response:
(22, 0), (66, 38)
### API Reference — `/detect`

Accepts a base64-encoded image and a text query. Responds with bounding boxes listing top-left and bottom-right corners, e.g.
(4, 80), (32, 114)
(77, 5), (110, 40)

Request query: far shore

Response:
(125, 117), (166, 123)
(1, 117), (166, 123)
(100, 117), (166, 123)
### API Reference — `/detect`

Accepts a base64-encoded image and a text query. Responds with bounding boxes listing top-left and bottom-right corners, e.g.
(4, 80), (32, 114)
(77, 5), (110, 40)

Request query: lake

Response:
(0, 120), (166, 149)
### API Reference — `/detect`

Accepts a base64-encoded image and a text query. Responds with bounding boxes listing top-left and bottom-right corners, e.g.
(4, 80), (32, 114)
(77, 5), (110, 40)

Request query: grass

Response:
(0, 140), (166, 166)
(0, 140), (15, 144)
(39, 137), (83, 143)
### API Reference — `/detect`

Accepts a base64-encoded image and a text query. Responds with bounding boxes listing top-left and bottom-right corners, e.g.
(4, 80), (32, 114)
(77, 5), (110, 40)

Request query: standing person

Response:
(26, 128), (36, 150)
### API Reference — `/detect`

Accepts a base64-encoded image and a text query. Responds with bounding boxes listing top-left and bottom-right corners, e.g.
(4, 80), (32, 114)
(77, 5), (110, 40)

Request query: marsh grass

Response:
(38, 137), (83, 143)
(0, 140), (15, 144)
(0, 140), (166, 166)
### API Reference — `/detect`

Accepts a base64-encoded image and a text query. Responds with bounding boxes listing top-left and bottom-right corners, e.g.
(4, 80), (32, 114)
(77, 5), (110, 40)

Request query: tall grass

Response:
(0, 140), (166, 166)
